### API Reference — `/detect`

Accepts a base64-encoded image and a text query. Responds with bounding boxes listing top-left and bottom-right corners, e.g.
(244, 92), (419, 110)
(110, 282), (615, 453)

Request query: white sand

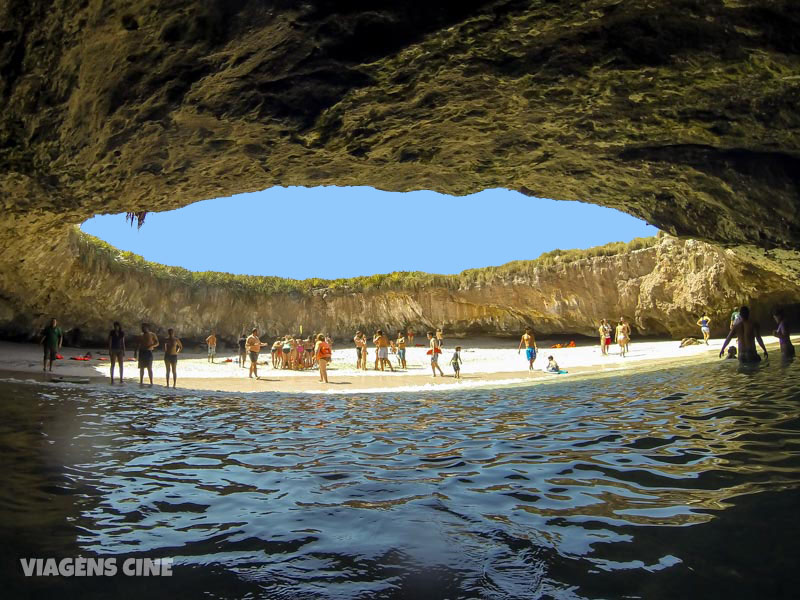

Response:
(1, 333), (794, 394)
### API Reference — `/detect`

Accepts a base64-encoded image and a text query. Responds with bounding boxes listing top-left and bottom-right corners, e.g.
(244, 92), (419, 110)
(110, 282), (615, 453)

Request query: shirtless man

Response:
(205, 330), (217, 363)
(436, 328), (444, 349)
(163, 328), (183, 388)
(518, 327), (538, 370)
(428, 331), (444, 377)
(396, 331), (407, 369)
(137, 323), (159, 385)
(246, 328), (266, 379)
(719, 306), (768, 363)
(353, 331), (364, 369)
(374, 330), (394, 372)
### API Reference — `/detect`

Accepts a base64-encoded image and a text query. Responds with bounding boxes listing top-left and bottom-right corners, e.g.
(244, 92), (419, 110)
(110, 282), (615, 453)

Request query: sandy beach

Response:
(1, 333), (795, 394)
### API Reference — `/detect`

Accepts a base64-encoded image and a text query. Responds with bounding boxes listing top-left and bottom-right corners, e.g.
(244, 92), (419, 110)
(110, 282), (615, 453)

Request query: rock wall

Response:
(0, 231), (796, 345)
(1, 1), (799, 250)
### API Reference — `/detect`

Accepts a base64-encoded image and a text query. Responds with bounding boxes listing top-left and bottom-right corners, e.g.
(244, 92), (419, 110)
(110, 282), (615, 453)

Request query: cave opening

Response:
(80, 186), (659, 280)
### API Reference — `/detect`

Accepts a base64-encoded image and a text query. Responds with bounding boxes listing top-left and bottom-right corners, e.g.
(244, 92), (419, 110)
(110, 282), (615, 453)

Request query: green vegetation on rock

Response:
(74, 228), (661, 295)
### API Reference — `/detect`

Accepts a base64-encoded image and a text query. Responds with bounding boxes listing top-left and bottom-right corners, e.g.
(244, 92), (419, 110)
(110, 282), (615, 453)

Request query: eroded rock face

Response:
(0, 232), (796, 345)
(1, 1), (799, 246)
(0, 1), (798, 340)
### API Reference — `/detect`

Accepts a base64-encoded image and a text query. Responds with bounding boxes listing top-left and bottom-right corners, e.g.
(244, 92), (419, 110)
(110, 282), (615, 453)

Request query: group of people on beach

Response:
(598, 318), (631, 357)
(37, 305), (794, 389)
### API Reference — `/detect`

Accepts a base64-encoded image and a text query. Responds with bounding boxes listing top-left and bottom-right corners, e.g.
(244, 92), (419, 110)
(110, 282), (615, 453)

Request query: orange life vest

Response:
(317, 341), (332, 360)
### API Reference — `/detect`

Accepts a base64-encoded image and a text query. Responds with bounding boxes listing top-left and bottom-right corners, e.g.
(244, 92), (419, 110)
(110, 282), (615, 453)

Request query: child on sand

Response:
(450, 346), (462, 379)
(725, 347), (737, 360)
(546, 355), (560, 373)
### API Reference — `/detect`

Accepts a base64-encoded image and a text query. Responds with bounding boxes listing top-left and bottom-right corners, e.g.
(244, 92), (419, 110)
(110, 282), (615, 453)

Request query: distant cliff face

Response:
(1, 1), (798, 345)
(0, 231), (796, 345)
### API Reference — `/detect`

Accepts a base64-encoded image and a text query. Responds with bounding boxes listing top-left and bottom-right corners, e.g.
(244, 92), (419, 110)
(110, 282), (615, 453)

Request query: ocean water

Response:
(1, 358), (799, 599)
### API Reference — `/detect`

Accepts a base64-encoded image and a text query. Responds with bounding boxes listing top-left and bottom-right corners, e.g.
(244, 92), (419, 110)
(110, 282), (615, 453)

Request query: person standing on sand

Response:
(598, 321), (607, 355)
(353, 331), (364, 369)
(615, 320), (628, 357)
(373, 331), (381, 370)
(602, 319), (613, 354)
(375, 330), (394, 372)
(205, 330), (217, 363)
(436, 328), (444, 349)
(518, 327), (538, 370)
(396, 331), (407, 369)
(137, 323), (159, 386)
(163, 328), (183, 388)
(428, 331), (444, 377)
(40, 317), (63, 372)
(719, 306), (768, 363)
(237, 331), (247, 368)
(620, 317), (631, 353)
(450, 346), (462, 379)
(246, 328), (266, 379)
(696, 313), (711, 345)
(315, 333), (332, 383)
(108, 321), (126, 383)
(773, 308), (795, 359)
(407, 328), (415, 346)
(356, 332), (368, 370)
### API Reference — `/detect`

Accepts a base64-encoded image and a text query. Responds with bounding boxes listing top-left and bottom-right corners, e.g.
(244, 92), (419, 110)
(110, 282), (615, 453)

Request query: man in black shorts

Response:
(39, 318), (63, 372)
(137, 323), (159, 385)
(246, 328), (265, 379)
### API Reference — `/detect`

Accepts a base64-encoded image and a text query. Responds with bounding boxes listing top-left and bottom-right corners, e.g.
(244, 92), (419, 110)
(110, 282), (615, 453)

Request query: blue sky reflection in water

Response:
(81, 187), (658, 279)
(2, 358), (799, 598)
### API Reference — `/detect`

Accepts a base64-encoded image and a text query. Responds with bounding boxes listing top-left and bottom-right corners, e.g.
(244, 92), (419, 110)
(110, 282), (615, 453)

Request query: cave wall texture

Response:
(0, 0), (798, 341)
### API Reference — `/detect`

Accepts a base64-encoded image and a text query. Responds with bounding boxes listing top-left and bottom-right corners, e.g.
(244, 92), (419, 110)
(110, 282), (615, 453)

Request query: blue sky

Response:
(81, 187), (658, 279)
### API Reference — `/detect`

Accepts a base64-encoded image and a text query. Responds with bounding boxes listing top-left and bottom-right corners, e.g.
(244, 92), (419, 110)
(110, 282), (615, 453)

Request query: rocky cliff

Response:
(0, 231), (796, 345)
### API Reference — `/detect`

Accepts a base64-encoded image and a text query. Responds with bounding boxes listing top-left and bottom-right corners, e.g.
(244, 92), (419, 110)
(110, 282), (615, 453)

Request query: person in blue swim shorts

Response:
(518, 327), (539, 371)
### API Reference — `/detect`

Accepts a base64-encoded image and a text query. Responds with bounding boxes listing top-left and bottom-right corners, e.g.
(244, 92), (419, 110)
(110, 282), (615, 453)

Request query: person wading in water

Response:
(719, 306), (768, 363)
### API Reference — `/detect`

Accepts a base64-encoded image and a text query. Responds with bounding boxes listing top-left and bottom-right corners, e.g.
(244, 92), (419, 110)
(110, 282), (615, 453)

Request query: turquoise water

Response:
(1, 358), (799, 598)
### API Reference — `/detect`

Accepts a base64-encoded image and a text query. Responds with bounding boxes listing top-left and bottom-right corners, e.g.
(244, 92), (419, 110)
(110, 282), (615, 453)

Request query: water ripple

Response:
(1, 359), (799, 598)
